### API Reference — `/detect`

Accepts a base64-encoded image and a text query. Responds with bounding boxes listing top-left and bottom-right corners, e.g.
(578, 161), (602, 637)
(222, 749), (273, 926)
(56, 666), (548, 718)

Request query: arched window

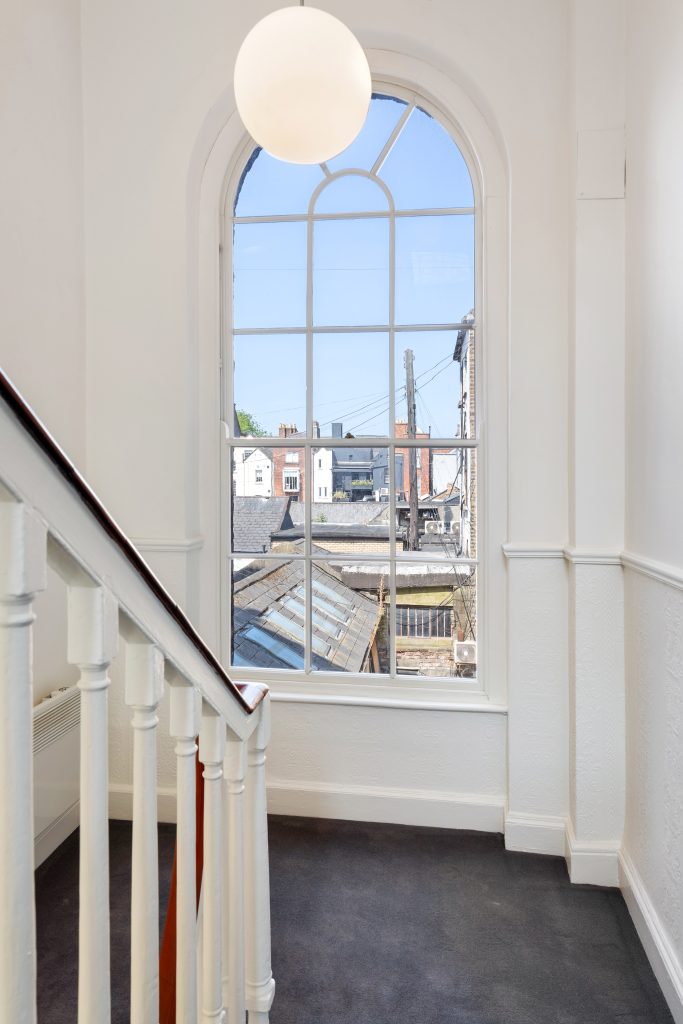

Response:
(225, 91), (477, 684)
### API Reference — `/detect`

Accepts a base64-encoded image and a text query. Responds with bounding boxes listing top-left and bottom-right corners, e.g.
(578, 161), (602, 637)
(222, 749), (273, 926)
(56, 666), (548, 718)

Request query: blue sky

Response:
(232, 96), (475, 440)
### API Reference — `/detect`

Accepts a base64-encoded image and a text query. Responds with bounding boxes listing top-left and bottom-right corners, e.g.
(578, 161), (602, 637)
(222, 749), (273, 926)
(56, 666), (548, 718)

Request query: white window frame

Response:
(283, 469), (300, 493)
(216, 70), (508, 709)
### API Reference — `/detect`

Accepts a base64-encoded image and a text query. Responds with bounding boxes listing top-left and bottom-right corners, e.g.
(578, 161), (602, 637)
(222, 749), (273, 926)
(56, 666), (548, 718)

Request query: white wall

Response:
(0, 0), (86, 699)
(0, 0), (86, 467)
(233, 448), (273, 497)
(78, 0), (571, 833)
(622, 2), (683, 1017)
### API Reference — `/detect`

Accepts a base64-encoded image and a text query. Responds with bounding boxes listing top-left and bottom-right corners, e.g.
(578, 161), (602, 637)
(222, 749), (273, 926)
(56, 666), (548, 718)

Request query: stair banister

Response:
(0, 367), (274, 1024)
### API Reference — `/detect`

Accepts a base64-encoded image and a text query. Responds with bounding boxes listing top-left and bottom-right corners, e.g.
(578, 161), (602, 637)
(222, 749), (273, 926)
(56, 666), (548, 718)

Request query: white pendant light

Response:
(234, 4), (371, 165)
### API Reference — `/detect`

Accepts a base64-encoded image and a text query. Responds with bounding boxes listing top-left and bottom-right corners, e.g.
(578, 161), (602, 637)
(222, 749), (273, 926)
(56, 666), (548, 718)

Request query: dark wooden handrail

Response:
(0, 367), (265, 713)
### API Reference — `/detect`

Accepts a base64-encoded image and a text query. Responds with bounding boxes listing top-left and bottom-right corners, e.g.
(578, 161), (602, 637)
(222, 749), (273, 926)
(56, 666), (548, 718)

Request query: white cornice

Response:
(502, 544), (683, 591)
(621, 550), (683, 592)
(132, 536), (204, 554)
(563, 546), (622, 565)
(502, 543), (565, 559)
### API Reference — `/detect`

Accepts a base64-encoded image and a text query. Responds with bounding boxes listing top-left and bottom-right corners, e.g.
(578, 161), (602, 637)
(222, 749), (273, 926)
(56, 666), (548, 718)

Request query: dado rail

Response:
(0, 368), (274, 1024)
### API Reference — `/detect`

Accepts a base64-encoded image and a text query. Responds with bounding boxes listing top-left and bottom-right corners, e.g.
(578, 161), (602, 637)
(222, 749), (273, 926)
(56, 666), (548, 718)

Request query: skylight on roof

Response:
(243, 625), (305, 669)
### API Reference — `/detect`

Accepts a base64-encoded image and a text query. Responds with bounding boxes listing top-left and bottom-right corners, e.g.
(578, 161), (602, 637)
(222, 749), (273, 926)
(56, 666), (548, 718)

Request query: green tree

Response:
(236, 408), (268, 437)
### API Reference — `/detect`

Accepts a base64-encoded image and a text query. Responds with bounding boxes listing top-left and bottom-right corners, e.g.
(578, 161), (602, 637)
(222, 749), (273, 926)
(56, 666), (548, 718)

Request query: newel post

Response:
(244, 696), (275, 1023)
(68, 583), (119, 1024)
(125, 641), (165, 1024)
(0, 501), (46, 1024)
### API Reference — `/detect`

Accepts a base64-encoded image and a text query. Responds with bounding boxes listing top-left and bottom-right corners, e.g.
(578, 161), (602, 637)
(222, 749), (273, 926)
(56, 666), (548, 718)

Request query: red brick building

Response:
(272, 423), (305, 501)
(394, 420), (431, 498)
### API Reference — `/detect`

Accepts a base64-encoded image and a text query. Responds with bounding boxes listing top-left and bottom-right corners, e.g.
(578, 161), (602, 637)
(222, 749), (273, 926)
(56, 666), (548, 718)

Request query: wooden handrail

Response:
(0, 366), (265, 713)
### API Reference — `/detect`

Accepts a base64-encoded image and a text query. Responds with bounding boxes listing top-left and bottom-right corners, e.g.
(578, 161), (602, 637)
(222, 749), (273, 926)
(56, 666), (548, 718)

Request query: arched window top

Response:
(234, 149), (325, 217)
(233, 93), (475, 218)
(313, 173), (391, 215)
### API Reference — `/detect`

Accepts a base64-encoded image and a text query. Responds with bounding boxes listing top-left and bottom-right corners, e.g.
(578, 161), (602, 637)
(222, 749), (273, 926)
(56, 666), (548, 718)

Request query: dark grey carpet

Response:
(35, 816), (673, 1024)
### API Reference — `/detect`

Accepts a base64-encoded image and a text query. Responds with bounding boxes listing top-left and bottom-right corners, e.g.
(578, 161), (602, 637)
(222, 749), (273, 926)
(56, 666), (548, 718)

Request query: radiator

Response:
(33, 685), (80, 867)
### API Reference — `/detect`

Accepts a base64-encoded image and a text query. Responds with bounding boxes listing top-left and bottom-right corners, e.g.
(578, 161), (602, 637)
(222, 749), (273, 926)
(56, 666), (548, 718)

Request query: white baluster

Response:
(222, 729), (246, 1023)
(245, 697), (275, 1023)
(0, 501), (46, 1024)
(199, 702), (225, 1024)
(68, 584), (118, 1024)
(125, 641), (164, 1024)
(169, 673), (198, 1024)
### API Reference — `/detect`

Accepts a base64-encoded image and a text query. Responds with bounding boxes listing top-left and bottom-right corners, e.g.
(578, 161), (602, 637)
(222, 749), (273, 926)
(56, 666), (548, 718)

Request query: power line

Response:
(319, 351), (453, 432)
(342, 359), (453, 436)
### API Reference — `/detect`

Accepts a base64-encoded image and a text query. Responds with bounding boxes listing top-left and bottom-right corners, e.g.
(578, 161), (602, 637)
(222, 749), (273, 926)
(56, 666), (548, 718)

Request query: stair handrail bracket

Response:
(0, 368), (274, 1024)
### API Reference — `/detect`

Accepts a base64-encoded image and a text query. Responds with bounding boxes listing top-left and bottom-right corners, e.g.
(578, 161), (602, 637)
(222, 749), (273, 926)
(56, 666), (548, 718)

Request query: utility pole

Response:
(404, 348), (420, 551)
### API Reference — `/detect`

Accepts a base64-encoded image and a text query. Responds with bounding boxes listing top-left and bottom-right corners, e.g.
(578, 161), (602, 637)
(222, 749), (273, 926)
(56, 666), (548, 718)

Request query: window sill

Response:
(226, 667), (506, 713)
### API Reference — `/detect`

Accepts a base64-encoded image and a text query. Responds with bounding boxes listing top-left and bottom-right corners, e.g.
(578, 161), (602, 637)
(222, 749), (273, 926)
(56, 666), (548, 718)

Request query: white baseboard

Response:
(266, 778), (505, 832)
(564, 820), (620, 886)
(504, 812), (566, 856)
(108, 783), (177, 823)
(35, 800), (80, 868)
(107, 781), (504, 832)
(620, 848), (683, 1024)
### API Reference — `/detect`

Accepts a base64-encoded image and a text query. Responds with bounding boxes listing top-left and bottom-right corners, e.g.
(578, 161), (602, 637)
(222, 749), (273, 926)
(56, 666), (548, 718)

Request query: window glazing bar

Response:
(371, 100), (415, 175)
(230, 552), (478, 567)
(227, 435), (478, 448)
(233, 322), (476, 336)
(233, 206), (474, 225)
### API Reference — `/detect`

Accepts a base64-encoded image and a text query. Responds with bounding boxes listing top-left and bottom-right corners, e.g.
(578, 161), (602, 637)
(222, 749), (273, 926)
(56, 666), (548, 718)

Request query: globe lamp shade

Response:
(234, 6), (371, 164)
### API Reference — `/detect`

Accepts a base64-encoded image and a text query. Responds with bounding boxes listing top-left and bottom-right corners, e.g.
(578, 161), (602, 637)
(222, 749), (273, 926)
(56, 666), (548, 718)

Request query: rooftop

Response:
(232, 557), (380, 673)
(232, 496), (292, 553)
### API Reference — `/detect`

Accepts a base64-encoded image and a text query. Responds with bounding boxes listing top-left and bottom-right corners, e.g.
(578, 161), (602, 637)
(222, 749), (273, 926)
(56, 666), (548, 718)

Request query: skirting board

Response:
(35, 800), (80, 868)
(109, 783), (177, 824)
(505, 812), (566, 856)
(266, 779), (505, 832)
(107, 781), (505, 833)
(620, 848), (683, 1024)
(564, 820), (620, 887)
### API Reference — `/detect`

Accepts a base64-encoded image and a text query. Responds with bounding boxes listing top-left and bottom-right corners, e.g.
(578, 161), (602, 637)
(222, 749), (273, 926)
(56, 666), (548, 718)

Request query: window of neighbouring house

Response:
(283, 470), (300, 493)
(226, 90), (478, 682)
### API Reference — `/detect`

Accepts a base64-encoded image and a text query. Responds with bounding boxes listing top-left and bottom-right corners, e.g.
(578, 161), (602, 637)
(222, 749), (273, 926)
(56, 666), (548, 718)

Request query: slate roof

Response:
(232, 496), (292, 553)
(242, 446), (273, 461)
(271, 523), (391, 543)
(340, 562), (475, 591)
(232, 557), (379, 673)
(289, 501), (387, 526)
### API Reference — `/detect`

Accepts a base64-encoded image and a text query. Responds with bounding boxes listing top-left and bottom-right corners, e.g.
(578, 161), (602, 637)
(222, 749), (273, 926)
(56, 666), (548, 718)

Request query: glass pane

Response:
(233, 221), (307, 329)
(394, 446), (476, 559)
(232, 558), (307, 670)
(394, 328), (475, 439)
(395, 563), (476, 677)
(309, 447), (391, 552)
(327, 93), (409, 173)
(314, 174), (390, 215)
(234, 148), (324, 216)
(380, 106), (474, 210)
(312, 561), (389, 673)
(395, 215), (474, 326)
(313, 219), (390, 326)
(232, 445), (305, 554)
(233, 334), (305, 439)
(313, 333), (389, 438)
